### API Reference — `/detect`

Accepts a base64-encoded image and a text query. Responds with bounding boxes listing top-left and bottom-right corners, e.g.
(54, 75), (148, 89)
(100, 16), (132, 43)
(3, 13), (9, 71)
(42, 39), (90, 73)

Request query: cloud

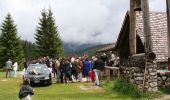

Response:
(0, 0), (166, 44)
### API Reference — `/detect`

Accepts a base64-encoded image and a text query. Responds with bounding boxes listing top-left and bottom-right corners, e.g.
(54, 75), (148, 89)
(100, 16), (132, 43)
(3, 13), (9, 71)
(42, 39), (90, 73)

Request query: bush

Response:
(100, 80), (114, 90)
(18, 63), (24, 71)
(101, 78), (163, 99)
(113, 78), (142, 98)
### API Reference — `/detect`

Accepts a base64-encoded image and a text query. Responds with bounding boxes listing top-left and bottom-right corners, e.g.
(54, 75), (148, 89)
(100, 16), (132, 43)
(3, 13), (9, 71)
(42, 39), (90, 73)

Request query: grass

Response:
(100, 78), (164, 100)
(159, 87), (170, 94)
(0, 71), (134, 100)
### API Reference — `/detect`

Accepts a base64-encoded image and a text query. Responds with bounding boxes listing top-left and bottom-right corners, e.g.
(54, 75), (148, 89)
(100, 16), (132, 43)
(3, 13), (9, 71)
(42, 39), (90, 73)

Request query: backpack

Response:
(19, 88), (29, 99)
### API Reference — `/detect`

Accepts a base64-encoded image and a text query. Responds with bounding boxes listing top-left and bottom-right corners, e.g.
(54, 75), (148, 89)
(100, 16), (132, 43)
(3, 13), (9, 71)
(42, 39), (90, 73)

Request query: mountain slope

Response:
(75, 44), (111, 57)
(63, 42), (98, 53)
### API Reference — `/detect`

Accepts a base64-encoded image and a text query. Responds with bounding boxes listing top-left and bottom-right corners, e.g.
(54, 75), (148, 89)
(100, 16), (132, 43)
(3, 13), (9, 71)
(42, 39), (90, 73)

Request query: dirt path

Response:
(79, 84), (101, 90)
(153, 95), (170, 100)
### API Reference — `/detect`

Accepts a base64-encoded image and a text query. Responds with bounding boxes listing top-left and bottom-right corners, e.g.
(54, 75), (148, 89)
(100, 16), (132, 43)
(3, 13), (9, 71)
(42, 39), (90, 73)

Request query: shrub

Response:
(113, 78), (142, 98)
(18, 63), (24, 71)
(100, 80), (114, 90)
(101, 78), (163, 99)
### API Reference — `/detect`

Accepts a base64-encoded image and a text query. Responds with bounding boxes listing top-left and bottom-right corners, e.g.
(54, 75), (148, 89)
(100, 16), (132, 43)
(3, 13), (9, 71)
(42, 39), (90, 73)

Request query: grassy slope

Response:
(0, 71), (133, 100)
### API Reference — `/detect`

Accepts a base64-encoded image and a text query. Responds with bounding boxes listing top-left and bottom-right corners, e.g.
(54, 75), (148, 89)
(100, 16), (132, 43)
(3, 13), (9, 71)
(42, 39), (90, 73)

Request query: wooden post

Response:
(167, 0), (170, 65)
(141, 0), (152, 92)
(105, 68), (110, 82)
(141, 0), (152, 54)
(130, 0), (136, 55)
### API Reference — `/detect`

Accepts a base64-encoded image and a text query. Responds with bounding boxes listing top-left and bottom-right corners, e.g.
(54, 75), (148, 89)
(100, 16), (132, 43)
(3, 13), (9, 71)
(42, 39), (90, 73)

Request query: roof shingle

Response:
(136, 12), (168, 62)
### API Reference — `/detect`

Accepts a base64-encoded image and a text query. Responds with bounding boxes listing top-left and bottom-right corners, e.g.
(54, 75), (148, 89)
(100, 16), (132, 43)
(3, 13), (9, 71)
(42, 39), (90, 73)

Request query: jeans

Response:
(56, 69), (61, 82)
(6, 69), (12, 78)
(77, 72), (82, 82)
(93, 69), (99, 86)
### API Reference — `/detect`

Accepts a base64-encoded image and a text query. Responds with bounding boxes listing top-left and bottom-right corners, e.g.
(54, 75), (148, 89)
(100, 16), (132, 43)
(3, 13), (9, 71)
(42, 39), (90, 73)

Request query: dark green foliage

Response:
(0, 13), (24, 67)
(21, 40), (37, 61)
(113, 78), (142, 98)
(35, 9), (63, 58)
(101, 79), (163, 99)
(100, 80), (115, 90)
(160, 87), (170, 94)
(143, 91), (163, 99)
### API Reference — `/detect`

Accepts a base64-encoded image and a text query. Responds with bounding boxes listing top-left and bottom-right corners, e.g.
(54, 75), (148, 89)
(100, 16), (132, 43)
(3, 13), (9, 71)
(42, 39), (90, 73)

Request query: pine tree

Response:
(35, 9), (63, 58)
(0, 13), (24, 66)
(21, 40), (37, 61)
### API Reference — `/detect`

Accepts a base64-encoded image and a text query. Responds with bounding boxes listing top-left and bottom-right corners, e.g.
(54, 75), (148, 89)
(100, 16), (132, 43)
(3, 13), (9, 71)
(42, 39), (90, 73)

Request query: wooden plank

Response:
(105, 66), (120, 80)
(122, 53), (145, 67)
(167, 0), (170, 65)
(142, 0), (153, 54)
(130, 0), (136, 55)
(105, 66), (119, 70)
(105, 68), (110, 82)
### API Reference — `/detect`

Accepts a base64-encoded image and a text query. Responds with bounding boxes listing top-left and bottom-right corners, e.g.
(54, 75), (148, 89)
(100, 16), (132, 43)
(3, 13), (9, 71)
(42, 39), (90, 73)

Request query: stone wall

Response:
(121, 62), (158, 92)
(157, 71), (170, 87)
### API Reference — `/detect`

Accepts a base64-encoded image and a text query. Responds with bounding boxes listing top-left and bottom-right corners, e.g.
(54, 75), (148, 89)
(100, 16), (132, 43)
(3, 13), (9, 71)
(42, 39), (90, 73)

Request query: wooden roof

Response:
(96, 43), (115, 53)
(114, 11), (168, 62)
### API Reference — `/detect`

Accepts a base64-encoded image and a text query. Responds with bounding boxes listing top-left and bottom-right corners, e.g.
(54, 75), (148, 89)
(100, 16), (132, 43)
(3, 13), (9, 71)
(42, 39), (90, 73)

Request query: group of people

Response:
(18, 55), (106, 100)
(16, 51), (116, 100)
(6, 59), (18, 78)
(24, 55), (106, 86)
(20, 51), (117, 86)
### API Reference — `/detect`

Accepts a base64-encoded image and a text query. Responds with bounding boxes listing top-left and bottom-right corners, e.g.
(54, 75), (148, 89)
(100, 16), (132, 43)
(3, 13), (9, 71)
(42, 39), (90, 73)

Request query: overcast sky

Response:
(0, 0), (166, 44)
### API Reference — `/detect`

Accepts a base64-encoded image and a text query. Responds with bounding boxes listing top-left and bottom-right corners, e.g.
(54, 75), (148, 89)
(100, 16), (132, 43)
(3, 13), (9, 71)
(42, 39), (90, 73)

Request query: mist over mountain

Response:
(63, 42), (101, 53)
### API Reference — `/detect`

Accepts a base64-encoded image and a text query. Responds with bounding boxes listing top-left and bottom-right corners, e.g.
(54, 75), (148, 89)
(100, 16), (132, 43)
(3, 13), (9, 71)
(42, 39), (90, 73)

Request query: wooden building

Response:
(113, 11), (168, 69)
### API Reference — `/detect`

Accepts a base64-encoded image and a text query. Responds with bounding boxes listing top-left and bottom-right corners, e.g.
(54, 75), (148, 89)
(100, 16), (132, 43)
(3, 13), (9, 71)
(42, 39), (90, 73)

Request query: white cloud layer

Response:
(0, 0), (166, 44)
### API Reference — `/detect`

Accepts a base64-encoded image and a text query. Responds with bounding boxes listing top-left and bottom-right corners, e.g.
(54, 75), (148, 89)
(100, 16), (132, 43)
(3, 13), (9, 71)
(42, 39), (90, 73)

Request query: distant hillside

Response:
(75, 44), (111, 57)
(63, 42), (113, 57)
(63, 42), (99, 53)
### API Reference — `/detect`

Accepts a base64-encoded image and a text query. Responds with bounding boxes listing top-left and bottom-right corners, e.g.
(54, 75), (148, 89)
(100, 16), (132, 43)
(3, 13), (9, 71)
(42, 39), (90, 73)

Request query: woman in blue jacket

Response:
(83, 58), (91, 82)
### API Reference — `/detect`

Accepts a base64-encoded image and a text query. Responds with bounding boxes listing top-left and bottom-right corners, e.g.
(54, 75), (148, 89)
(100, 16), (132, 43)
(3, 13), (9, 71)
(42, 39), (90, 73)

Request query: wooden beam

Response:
(122, 53), (145, 67)
(130, 0), (136, 55)
(141, 0), (153, 54)
(167, 0), (170, 64)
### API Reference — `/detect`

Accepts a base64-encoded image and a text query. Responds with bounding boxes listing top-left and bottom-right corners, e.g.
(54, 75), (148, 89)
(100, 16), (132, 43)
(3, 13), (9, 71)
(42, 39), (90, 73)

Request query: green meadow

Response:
(0, 71), (158, 100)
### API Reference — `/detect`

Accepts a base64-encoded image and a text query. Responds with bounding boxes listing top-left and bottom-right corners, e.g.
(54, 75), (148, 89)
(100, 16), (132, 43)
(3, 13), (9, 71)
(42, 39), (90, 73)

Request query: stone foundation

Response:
(157, 72), (170, 87)
(121, 62), (158, 92)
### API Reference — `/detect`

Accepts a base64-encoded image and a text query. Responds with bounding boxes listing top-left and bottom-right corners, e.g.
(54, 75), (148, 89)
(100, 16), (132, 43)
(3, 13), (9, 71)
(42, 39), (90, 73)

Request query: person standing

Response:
(13, 61), (18, 78)
(46, 57), (52, 73)
(92, 56), (104, 86)
(6, 59), (13, 78)
(23, 61), (28, 70)
(59, 58), (64, 83)
(101, 53), (108, 66)
(83, 58), (91, 82)
(54, 57), (61, 83)
(110, 51), (115, 66)
(62, 58), (72, 83)
(75, 58), (83, 82)
(70, 57), (78, 81)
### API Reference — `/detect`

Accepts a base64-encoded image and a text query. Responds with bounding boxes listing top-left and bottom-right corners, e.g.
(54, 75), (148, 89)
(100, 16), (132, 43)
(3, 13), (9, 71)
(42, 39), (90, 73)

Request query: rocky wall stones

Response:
(120, 62), (158, 92)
